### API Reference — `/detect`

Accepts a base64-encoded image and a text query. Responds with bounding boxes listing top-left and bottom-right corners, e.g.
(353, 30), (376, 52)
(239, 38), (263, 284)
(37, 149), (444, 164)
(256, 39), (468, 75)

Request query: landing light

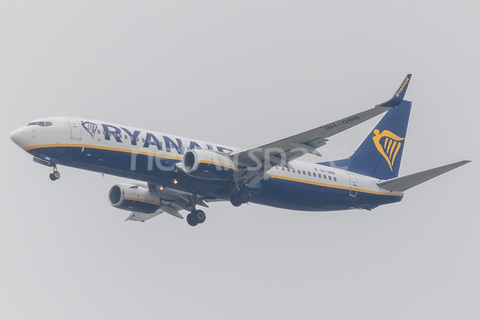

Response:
(173, 179), (178, 184)
(159, 186), (164, 190)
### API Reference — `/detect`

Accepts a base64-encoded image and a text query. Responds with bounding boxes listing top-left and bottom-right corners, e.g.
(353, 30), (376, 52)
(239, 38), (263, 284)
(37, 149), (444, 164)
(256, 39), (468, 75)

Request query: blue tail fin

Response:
(320, 100), (412, 180)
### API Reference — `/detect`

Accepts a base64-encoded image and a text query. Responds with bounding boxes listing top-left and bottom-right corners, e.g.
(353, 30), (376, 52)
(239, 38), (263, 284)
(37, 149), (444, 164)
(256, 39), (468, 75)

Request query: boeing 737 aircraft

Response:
(10, 75), (470, 226)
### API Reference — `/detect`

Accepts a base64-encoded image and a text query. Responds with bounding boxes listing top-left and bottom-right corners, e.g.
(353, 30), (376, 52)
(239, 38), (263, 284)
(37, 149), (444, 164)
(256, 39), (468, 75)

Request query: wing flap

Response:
(126, 210), (163, 222)
(377, 160), (471, 192)
(159, 204), (184, 219)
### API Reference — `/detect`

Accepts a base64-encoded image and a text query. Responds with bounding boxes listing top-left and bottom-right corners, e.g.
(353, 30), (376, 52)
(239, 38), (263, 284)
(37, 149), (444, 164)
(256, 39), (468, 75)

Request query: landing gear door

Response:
(348, 173), (358, 197)
(68, 118), (82, 141)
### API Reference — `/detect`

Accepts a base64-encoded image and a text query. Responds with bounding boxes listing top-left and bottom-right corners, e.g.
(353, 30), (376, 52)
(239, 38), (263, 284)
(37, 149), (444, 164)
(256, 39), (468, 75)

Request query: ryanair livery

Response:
(10, 75), (470, 226)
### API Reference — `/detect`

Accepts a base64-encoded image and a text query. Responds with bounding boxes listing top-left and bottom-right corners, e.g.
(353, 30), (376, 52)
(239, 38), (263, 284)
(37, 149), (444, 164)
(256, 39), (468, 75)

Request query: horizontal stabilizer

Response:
(377, 160), (471, 192)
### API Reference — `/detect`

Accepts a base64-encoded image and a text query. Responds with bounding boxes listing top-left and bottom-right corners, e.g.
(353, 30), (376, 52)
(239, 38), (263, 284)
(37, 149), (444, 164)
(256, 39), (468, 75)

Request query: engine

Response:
(108, 183), (160, 213)
(182, 149), (235, 180)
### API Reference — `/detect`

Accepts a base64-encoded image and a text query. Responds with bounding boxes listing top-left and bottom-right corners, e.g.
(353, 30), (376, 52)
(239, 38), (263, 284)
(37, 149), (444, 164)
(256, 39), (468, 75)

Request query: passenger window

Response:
(308, 172), (311, 176)
(329, 176), (332, 180)
(302, 170), (306, 175)
(297, 170), (301, 174)
(124, 135), (127, 139)
(313, 173), (316, 177)
(282, 167), (285, 171)
(323, 175), (327, 179)
(142, 138), (145, 142)
(97, 130), (101, 134)
(334, 177), (337, 182)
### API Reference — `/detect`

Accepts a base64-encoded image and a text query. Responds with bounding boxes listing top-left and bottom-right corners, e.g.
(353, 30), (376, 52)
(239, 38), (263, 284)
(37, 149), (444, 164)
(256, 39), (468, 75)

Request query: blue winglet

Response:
(377, 74), (412, 107)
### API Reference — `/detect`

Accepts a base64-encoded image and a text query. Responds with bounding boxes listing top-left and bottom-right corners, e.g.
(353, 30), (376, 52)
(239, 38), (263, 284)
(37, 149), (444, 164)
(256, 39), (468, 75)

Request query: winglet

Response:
(377, 74), (412, 107)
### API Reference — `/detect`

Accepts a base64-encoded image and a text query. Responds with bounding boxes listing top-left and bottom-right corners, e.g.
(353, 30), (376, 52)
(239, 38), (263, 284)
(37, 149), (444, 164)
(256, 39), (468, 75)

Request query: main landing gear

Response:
(186, 209), (206, 227)
(49, 167), (61, 181)
(230, 189), (249, 207)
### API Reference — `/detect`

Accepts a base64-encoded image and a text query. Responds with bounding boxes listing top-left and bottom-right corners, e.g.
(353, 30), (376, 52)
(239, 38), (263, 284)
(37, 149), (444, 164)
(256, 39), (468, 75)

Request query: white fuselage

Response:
(10, 117), (403, 212)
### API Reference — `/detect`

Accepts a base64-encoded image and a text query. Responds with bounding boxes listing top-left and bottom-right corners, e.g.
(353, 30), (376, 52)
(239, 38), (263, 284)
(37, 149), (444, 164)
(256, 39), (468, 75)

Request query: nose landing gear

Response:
(32, 155), (61, 181)
(49, 167), (61, 181)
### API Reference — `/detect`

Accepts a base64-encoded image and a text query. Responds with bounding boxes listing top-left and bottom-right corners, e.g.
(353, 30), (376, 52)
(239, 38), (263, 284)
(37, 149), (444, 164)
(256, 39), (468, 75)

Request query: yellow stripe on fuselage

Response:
(23, 143), (182, 160)
(25, 143), (402, 197)
(269, 174), (403, 197)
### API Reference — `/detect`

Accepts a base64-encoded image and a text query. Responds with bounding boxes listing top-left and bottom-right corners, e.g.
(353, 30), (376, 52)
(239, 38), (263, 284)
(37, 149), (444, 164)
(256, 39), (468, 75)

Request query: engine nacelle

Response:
(108, 183), (160, 213)
(182, 149), (235, 180)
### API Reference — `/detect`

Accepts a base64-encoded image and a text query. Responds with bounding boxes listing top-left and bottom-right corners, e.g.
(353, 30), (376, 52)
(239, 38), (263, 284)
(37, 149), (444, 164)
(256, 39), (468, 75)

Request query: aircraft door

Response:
(348, 173), (358, 197)
(67, 118), (82, 140)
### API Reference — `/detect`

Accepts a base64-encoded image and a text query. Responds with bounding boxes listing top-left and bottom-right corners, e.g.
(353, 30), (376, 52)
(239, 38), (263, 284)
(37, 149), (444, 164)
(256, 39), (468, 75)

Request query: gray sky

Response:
(1, 1), (478, 319)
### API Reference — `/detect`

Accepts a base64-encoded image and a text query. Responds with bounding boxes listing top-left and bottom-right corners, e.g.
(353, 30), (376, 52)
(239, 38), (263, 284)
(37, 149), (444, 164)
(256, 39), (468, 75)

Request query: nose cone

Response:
(10, 127), (29, 149)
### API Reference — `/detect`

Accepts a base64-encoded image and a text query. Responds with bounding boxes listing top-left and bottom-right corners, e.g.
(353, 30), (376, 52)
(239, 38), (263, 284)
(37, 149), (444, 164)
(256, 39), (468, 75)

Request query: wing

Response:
(125, 184), (211, 222)
(231, 74), (412, 187)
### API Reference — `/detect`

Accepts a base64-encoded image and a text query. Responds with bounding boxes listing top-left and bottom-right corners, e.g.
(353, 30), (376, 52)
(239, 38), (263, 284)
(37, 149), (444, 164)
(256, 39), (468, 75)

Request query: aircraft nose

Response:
(10, 127), (28, 148)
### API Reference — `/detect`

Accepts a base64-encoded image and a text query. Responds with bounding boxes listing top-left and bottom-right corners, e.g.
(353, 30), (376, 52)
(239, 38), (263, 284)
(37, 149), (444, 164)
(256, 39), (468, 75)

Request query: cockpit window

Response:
(27, 121), (53, 127)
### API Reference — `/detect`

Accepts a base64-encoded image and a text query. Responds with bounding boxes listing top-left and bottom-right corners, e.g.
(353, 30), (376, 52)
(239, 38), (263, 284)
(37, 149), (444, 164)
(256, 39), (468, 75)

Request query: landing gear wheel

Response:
(186, 213), (199, 227)
(49, 171), (60, 181)
(193, 210), (206, 224)
(53, 171), (60, 180)
(237, 190), (250, 203)
(187, 210), (206, 226)
(230, 189), (249, 207)
(230, 194), (243, 207)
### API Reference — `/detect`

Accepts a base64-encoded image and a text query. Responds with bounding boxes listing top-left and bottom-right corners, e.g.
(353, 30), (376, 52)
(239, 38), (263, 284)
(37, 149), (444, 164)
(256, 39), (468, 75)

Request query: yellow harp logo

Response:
(372, 129), (405, 171)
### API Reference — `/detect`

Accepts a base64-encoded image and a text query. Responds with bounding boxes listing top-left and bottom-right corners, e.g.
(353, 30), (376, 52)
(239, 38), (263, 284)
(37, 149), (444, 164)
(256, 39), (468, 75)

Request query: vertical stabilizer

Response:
(320, 101), (412, 180)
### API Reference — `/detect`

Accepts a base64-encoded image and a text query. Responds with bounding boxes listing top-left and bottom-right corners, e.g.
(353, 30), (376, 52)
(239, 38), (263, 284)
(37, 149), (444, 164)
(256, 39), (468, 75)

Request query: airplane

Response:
(10, 74), (470, 226)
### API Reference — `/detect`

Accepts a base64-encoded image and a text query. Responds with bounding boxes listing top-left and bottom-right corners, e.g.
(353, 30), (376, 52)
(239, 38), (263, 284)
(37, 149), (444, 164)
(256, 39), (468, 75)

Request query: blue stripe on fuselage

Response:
(251, 177), (402, 211)
(26, 144), (403, 211)
(27, 145), (231, 198)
